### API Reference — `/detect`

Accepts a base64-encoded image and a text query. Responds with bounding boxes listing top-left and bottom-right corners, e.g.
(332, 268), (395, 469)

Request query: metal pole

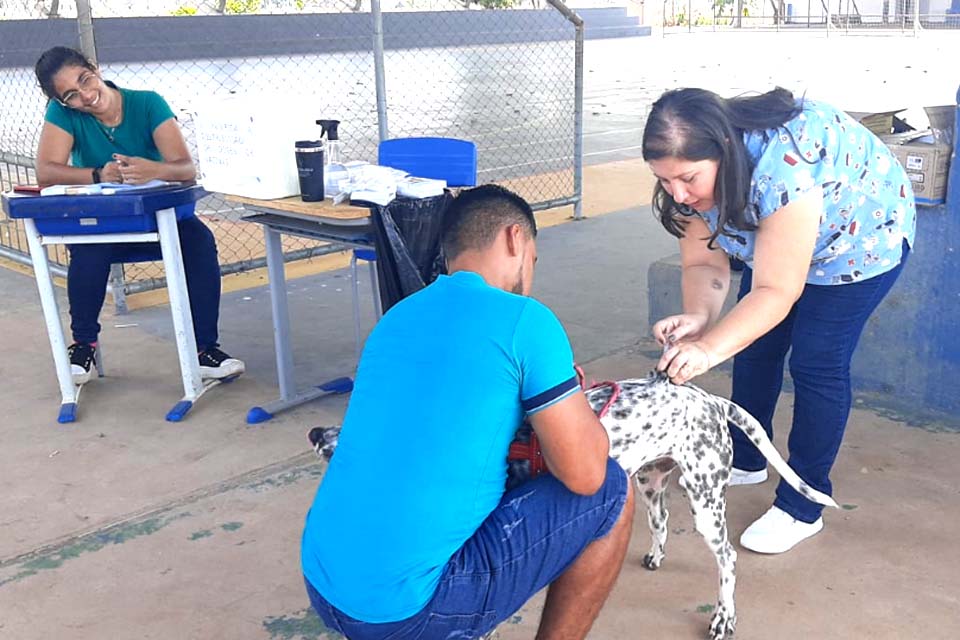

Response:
(371, 0), (389, 142)
(572, 21), (584, 220)
(913, 0), (920, 35)
(0, 245), (67, 279)
(688, 0), (692, 31)
(76, 1), (128, 312)
(75, 0), (97, 64)
(546, 0), (584, 220)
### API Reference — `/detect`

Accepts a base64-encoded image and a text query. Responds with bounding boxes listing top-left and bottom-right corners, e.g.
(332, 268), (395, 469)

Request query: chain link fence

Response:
(0, 0), (584, 304)
(660, 0), (960, 32)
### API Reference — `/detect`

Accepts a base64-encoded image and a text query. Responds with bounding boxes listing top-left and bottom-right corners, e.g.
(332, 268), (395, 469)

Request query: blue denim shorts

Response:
(305, 457), (628, 640)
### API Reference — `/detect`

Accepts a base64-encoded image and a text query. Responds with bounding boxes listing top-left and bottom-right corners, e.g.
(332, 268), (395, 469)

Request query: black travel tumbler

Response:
(295, 140), (325, 202)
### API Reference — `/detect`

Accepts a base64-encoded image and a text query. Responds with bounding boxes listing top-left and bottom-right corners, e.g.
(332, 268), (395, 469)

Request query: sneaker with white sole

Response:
(67, 342), (96, 386)
(198, 347), (245, 380)
(729, 467), (768, 486)
(740, 506), (824, 554)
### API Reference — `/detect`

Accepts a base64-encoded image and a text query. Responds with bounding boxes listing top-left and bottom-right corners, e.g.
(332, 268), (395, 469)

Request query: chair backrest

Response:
(378, 137), (478, 187)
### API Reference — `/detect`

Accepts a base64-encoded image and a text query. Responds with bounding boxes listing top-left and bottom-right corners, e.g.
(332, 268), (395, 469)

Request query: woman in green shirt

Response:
(34, 46), (243, 384)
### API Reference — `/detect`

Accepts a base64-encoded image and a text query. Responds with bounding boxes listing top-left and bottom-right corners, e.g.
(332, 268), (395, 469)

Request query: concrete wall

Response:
(0, 8), (650, 69)
(648, 91), (960, 419)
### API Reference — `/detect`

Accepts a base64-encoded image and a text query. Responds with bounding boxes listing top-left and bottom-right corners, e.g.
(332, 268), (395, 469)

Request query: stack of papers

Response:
(397, 176), (446, 199)
(338, 164), (406, 206)
(40, 180), (179, 196)
(331, 163), (447, 205)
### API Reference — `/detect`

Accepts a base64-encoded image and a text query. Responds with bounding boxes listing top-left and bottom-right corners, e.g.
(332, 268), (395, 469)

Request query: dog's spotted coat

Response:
(309, 371), (837, 640)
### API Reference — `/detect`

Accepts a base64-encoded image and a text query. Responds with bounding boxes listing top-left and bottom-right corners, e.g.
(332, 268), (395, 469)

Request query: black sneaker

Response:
(68, 342), (96, 386)
(198, 347), (245, 380)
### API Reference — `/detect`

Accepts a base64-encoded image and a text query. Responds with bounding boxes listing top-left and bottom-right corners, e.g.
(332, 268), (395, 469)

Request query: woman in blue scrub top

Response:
(642, 87), (915, 554)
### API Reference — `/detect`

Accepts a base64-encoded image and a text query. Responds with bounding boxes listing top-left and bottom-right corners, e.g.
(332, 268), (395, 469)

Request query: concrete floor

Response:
(1, 203), (959, 639)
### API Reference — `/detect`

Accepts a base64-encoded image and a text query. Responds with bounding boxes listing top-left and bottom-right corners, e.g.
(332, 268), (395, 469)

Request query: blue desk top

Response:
(2, 184), (208, 220)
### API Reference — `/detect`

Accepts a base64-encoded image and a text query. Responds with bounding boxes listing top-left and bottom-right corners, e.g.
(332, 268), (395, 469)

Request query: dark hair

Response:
(35, 46), (95, 101)
(441, 184), (537, 260)
(642, 87), (802, 246)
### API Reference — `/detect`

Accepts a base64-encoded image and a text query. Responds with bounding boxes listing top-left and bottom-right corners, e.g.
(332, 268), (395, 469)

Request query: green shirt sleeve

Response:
(44, 99), (76, 136)
(143, 90), (176, 133)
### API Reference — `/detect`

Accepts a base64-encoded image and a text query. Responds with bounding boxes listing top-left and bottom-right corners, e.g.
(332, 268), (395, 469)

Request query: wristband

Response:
(92, 167), (102, 184)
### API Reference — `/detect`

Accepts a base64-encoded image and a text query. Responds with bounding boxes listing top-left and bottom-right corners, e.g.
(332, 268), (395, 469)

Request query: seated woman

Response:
(34, 46), (244, 384)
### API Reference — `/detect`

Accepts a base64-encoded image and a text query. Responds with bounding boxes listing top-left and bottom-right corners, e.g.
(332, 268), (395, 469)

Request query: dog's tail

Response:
(722, 399), (839, 509)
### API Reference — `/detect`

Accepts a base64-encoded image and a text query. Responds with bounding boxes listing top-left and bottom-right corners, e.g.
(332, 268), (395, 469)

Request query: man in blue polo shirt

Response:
(301, 184), (634, 640)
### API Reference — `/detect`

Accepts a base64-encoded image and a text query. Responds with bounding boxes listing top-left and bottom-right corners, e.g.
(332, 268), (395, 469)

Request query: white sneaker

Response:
(740, 506), (824, 554)
(67, 342), (96, 386)
(198, 347), (245, 380)
(729, 467), (768, 486)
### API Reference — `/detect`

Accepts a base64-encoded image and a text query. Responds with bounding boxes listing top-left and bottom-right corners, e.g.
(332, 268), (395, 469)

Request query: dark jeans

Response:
(731, 242), (909, 523)
(305, 458), (629, 640)
(67, 214), (222, 351)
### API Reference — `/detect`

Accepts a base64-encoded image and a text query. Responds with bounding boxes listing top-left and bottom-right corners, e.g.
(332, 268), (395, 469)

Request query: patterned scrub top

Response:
(694, 99), (916, 285)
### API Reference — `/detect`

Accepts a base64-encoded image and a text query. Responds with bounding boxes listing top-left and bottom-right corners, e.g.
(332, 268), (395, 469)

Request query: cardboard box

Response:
(887, 140), (951, 205)
(882, 105), (955, 206)
(850, 105), (955, 206)
(846, 109), (912, 136)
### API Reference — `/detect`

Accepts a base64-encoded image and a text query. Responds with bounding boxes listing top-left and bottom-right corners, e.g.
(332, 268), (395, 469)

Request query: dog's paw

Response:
(307, 425), (341, 460)
(642, 553), (662, 571)
(707, 607), (736, 640)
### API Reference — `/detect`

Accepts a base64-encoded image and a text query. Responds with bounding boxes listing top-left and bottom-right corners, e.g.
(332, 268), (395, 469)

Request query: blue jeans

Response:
(67, 214), (222, 351)
(730, 242), (909, 523)
(305, 457), (629, 640)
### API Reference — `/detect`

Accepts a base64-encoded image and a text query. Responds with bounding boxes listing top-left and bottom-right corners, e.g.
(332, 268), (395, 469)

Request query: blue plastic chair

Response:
(377, 137), (478, 188)
(349, 137), (478, 358)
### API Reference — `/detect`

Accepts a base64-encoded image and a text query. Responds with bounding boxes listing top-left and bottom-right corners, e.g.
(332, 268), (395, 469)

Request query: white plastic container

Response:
(192, 94), (322, 200)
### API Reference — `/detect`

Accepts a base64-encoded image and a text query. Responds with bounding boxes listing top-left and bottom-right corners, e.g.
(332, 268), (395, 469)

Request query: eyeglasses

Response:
(59, 72), (99, 106)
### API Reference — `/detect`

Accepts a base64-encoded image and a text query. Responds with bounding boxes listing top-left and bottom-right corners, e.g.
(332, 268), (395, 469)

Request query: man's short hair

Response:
(441, 184), (537, 260)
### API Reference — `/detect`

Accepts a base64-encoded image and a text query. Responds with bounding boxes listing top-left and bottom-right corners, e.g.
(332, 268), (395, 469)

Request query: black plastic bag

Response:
(369, 192), (454, 312)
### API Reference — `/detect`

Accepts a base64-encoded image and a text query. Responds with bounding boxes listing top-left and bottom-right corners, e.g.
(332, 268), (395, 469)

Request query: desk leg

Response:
(246, 225), (353, 424)
(156, 207), (203, 421)
(23, 219), (78, 423)
(265, 226), (296, 401)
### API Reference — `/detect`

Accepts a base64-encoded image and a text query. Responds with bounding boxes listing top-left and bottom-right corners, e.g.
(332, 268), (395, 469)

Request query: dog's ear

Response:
(307, 427), (325, 449)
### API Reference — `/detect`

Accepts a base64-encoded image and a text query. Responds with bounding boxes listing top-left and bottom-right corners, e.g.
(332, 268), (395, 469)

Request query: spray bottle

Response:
(318, 119), (347, 198)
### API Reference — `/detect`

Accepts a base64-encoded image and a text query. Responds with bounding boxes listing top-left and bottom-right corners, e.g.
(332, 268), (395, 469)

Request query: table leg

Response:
(156, 207), (203, 421)
(265, 226), (297, 400)
(246, 224), (353, 424)
(23, 219), (78, 423)
(368, 258), (383, 319)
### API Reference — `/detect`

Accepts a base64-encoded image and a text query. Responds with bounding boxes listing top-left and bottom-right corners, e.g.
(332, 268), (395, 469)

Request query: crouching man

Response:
(301, 185), (634, 640)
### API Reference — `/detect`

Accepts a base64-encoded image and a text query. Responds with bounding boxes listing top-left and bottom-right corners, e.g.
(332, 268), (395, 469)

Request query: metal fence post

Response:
(547, 0), (584, 220)
(913, 0), (921, 36)
(76, 0), (98, 64)
(572, 18), (584, 220)
(76, 0), (128, 313)
(371, 0), (389, 143)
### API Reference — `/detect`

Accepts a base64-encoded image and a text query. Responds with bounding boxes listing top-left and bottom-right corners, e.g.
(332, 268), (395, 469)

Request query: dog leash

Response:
(575, 364), (620, 419)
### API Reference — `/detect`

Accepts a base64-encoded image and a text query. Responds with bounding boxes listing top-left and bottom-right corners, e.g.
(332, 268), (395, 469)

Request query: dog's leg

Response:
(636, 459), (675, 571)
(679, 462), (737, 640)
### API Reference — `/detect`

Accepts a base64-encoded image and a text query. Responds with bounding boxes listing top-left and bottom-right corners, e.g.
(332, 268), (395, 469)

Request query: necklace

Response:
(95, 91), (123, 143)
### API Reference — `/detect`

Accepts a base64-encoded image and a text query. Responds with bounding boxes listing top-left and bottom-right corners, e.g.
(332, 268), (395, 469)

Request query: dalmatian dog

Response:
(308, 371), (838, 640)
